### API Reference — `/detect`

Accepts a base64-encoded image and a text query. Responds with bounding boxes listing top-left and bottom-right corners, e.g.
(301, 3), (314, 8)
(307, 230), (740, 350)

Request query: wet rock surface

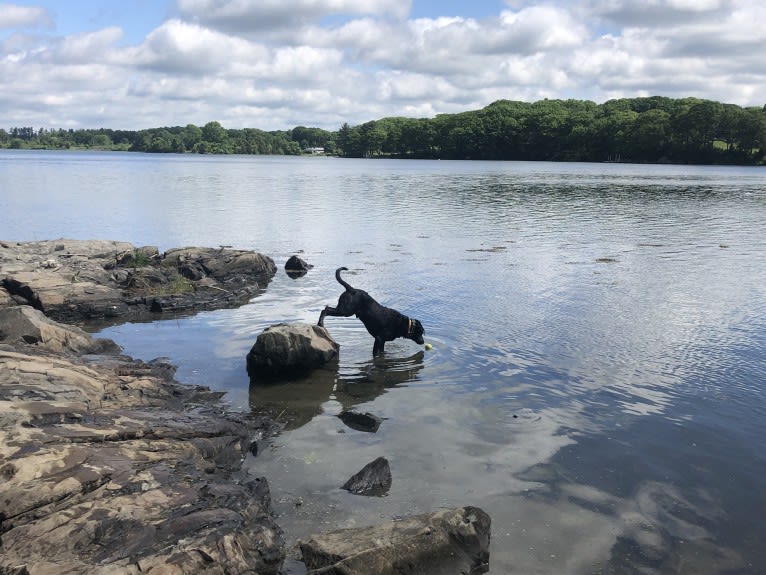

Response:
(337, 410), (384, 433)
(284, 255), (313, 279)
(298, 506), (491, 575)
(0, 239), (276, 324)
(341, 456), (392, 496)
(0, 306), (285, 574)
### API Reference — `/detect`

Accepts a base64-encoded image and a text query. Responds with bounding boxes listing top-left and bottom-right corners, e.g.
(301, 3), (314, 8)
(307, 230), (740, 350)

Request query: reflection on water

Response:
(4, 152), (766, 573)
(250, 368), (337, 430)
(249, 351), (425, 430)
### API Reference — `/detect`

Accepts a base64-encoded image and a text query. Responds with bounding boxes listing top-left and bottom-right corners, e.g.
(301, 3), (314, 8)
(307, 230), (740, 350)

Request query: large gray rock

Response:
(299, 506), (491, 575)
(0, 239), (276, 324)
(0, 305), (120, 355)
(247, 322), (339, 378)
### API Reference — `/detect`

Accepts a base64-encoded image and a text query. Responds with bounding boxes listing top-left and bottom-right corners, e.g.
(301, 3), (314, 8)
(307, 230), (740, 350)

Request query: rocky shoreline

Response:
(1, 240), (491, 574)
(0, 239), (277, 325)
(1, 240), (285, 574)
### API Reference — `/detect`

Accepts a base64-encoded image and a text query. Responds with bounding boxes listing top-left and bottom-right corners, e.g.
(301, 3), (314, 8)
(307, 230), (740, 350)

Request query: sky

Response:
(1, 0), (764, 131)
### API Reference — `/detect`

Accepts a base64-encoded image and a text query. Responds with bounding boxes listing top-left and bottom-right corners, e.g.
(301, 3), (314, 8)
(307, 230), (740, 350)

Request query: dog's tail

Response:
(335, 267), (353, 291)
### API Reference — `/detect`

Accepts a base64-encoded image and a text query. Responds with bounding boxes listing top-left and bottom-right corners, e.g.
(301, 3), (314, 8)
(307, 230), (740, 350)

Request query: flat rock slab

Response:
(299, 506), (491, 575)
(0, 312), (285, 574)
(247, 322), (339, 378)
(0, 239), (276, 324)
(0, 305), (120, 355)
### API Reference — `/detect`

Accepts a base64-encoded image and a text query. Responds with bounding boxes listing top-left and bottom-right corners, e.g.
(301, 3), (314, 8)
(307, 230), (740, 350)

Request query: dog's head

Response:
(407, 318), (425, 345)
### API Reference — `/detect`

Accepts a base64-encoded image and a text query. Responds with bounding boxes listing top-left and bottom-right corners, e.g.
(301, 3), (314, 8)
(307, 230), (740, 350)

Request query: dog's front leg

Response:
(373, 338), (385, 355)
(318, 305), (350, 327)
(317, 306), (332, 326)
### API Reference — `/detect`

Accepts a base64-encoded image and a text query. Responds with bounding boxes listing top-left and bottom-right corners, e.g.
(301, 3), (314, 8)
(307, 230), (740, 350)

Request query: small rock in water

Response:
(285, 255), (313, 278)
(341, 456), (392, 496)
(337, 411), (383, 433)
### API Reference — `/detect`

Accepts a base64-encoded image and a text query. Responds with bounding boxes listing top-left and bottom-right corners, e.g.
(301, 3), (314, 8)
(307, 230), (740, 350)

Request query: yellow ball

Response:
(424, 343), (433, 350)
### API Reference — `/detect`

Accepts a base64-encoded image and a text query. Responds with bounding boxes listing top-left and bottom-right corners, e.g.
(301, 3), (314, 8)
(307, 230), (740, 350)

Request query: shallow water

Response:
(3, 150), (766, 573)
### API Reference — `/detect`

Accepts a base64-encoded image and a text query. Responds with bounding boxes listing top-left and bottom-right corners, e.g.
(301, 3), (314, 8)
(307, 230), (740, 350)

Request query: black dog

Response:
(318, 267), (425, 355)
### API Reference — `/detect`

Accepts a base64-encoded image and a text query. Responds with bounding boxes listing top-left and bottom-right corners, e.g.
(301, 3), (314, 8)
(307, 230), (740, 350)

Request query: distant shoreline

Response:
(3, 96), (765, 165)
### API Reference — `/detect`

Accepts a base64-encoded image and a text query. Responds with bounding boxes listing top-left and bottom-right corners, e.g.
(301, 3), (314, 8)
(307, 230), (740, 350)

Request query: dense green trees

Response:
(126, 123), (320, 154)
(2, 96), (764, 164)
(336, 97), (766, 164)
(0, 123), (335, 156)
(0, 127), (134, 150)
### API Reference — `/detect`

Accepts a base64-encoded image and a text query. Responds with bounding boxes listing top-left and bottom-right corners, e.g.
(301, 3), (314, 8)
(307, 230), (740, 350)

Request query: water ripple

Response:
(32, 155), (765, 575)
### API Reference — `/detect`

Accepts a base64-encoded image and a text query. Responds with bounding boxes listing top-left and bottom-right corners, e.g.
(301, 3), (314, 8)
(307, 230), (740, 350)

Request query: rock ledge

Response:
(299, 506), (491, 575)
(1, 239), (277, 324)
(0, 305), (285, 574)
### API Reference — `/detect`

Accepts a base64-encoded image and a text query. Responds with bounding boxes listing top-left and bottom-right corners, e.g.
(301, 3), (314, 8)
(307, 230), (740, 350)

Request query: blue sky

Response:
(1, 1), (764, 130)
(11, 1), (510, 42)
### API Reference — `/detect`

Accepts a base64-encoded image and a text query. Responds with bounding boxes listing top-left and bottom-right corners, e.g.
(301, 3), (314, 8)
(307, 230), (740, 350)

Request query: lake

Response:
(2, 150), (766, 574)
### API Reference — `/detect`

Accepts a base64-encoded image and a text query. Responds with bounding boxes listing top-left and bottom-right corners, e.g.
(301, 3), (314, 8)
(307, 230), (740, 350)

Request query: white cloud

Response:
(127, 19), (264, 74)
(495, 5), (587, 53)
(0, 3), (53, 30)
(176, 0), (411, 33)
(579, 0), (735, 27)
(53, 27), (124, 64)
(0, 0), (764, 130)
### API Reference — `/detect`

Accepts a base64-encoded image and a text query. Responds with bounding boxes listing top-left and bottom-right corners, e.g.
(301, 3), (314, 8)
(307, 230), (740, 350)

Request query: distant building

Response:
(304, 147), (325, 154)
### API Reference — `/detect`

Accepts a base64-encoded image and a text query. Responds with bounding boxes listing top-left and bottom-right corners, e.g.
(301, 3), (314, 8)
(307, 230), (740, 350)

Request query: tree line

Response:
(2, 96), (765, 164)
(0, 122), (335, 156)
(337, 97), (766, 164)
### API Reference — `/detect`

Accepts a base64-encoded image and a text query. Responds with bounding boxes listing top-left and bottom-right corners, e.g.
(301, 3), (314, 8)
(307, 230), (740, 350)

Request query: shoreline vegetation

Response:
(2, 96), (765, 165)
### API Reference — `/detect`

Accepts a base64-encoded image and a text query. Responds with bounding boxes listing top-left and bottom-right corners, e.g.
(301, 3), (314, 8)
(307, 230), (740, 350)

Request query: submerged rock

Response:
(299, 506), (491, 575)
(338, 410), (384, 433)
(341, 456), (392, 496)
(247, 322), (339, 378)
